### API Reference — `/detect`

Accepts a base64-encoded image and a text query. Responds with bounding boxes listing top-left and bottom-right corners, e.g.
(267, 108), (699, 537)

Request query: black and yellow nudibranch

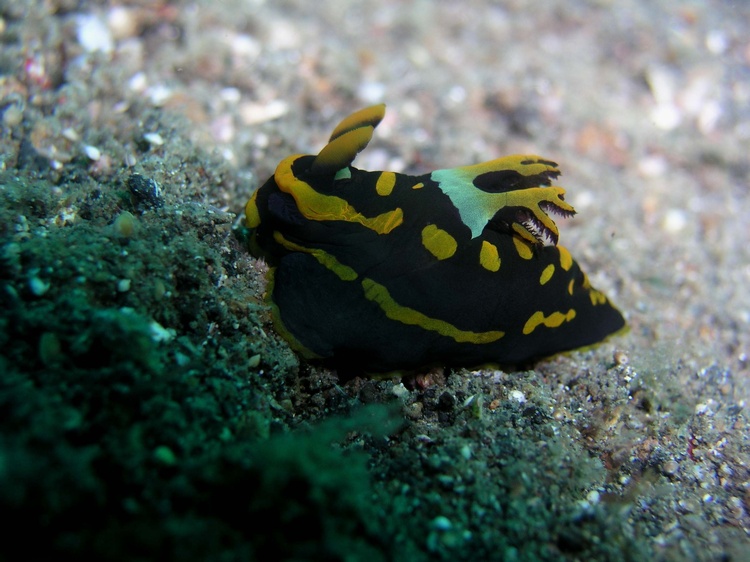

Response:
(243, 104), (625, 373)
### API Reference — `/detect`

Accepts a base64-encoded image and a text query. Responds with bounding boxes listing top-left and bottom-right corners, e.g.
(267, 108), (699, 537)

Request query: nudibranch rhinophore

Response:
(243, 104), (625, 374)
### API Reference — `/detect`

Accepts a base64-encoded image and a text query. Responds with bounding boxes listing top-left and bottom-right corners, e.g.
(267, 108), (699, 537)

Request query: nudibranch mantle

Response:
(243, 104), (625, 374)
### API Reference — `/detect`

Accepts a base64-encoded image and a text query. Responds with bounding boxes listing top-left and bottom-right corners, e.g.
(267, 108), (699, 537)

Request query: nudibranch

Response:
(243, 104), (625, 374)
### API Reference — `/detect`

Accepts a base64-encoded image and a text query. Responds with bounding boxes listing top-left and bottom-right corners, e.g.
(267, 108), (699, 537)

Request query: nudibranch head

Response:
(243, 104), (625, 375)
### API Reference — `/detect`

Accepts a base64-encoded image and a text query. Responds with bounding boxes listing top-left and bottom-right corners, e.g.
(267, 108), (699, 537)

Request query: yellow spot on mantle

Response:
(523, 309), (576, 335)
(479, 240), (501, 272)
(558, 246), (573, 271)
(422, 224), (457, 260)
(539, 264), (555, 285)
(513, 236), (533, 260)
(376, 171), (396, 196)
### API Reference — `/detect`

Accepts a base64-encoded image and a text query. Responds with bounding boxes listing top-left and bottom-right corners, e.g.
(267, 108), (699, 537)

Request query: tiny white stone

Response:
(705, 30), (728, 55)
(62, 128), (79, 141)
(447, 85), (467, 104)
(219, 87), (241, 103)
(239, 100), (288, 125)
(107, 6), (138, 39)
(646, 65), (676, 104)
(143, 132), (164, 147)
(230, 33), (262, 58)
(662, 208), (687, 234)
(637, 155), (668, 178)
(77, 14), (114, 54)
(357, 81), (386, 104)
(431, 516), (452, 531)
(147, 85), (173, 106)
(650, 103), (682, 131)
(149, 320), (175, 342)
(391, 383), (409, 399)
(84, 145), (101, 161)
(2, 103), (23, 127)
(586, 490), (601, 504)
(128, 72), (147, 93)
(509, 389), (526, 404)
(572, 190), (594, 210)
(113, 101), (129, 114)
(698, 100), (722, 135)
(29, 276), (50, 296)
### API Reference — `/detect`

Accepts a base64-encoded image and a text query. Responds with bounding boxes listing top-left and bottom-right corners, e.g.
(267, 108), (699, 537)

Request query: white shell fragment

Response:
(83, 145), (101, 161)
(76, 14), (114, 54)
(143, 132), (165, 147)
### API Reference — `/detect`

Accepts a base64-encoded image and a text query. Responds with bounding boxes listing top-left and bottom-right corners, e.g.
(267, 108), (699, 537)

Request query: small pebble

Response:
(127, 174), (163, 208)
(662, 208), (688, 234)
(147, 85), (172, 106)
(586, 490), (601, 504)
(637, 155), (668, 178)
(128, 72), (147, 93)
(391, 383), (409, 399)
(149, 320), (174, 343)
(76, 14), (114, 54)
(404, 401), (423, 420)
(107, 6), (138, 39)
(113, 211), (137, 238)
(357, 81), (386, 104)
(219, 87), (241, 103)
(2, 103), (23, 127)
(651, 103), (682, 130)
(29, 276), (50, 296)
(153, 445), (176, 465)
(431, 516), (452, 531)
(83, 144), (101, 161)
(143, 132), (164, 147)
(646, 64), (676, 104)
(613, 350), (629, 366)
(62, 127), (79, 141)
(705, 30), (728, 55)
(239, 100), (288, 125)
(248, 354), (261, 368)
(117, 278), (131, 292)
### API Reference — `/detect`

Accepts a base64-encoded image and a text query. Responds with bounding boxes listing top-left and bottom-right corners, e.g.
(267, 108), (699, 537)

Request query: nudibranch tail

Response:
(242, 104), (625, 375)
